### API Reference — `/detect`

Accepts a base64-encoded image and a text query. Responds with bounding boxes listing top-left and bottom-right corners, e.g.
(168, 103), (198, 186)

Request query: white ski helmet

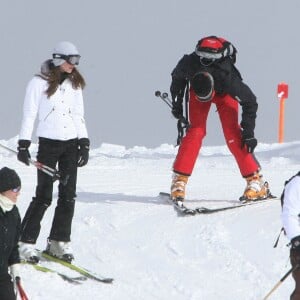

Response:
(52, 41), (80, 66)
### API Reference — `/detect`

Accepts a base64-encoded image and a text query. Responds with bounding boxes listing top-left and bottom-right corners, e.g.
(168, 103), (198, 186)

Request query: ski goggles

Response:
(11, 186), (21, 193)
(52, 54), (81, 65)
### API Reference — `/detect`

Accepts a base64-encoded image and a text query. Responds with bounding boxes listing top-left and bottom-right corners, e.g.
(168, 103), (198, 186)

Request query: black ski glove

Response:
(291, 236), (300, 250)
(242, 137), (257, 153)
(290, 236), (300, 265)
(241, 135), (257, 153)
(77, 138), (90, 167)
(17, 140), (31, 166)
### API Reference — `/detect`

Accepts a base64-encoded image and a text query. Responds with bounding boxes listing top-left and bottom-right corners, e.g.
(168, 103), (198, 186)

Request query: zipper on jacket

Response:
(44, 107), (55, 121)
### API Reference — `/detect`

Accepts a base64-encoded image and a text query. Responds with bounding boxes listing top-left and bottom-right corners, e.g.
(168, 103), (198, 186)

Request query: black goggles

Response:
(52, 53), (81, 65)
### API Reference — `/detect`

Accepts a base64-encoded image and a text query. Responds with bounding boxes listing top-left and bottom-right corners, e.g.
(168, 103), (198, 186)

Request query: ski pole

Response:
(262, 264), (299, 300)
(155, 90), (173, 108)
(16, 277), (29, 300)
(0, 143), (68, 185)
(154, 91), (189, 125)
(155, 90), (190, 145)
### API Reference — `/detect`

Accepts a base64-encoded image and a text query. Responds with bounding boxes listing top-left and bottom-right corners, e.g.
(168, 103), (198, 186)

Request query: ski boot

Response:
(45, 239), (74, 263)
(239, 172), (272, 202)
(19, 242), (40, 264)
(171, 172), (189, 202)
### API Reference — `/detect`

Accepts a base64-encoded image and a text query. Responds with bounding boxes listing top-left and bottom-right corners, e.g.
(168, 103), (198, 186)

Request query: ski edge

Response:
(21, 260), (84, 284)
(159, 192), (197, 215)
(159, 192), (279, 214)
(40, 251), (114, 284)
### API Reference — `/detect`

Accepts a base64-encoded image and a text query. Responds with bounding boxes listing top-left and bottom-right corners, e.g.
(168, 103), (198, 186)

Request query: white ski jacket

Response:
(281, 175), (300, 240)
(19, 76), (88, 141)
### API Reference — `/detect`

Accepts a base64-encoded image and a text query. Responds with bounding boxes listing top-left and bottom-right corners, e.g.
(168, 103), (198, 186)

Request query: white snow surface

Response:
(1, 137), (300, 300)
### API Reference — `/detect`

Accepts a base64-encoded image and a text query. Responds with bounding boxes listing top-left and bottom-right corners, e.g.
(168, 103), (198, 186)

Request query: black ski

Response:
(160, 192), (197, 215)
(159, 192), (279, 215)
(195, 197), (279, 214)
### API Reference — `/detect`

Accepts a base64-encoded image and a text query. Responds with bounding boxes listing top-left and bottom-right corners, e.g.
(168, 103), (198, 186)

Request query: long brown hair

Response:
(38, 60), (86, 98)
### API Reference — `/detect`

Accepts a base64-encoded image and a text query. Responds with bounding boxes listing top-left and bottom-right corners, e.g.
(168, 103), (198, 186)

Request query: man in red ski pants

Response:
(169, 36), (272, 202)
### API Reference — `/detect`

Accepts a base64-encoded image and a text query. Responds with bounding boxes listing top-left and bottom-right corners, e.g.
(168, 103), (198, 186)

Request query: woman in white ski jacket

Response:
(17, 41), (90, 264)
(281, 172), (300, 300)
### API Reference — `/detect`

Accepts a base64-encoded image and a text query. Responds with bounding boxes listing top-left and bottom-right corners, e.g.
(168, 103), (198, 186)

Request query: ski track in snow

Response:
(1, 138), (300, 299)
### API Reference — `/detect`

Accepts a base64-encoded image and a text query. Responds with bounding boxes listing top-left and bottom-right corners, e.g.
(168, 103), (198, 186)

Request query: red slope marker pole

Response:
(277, 82), (288, 143)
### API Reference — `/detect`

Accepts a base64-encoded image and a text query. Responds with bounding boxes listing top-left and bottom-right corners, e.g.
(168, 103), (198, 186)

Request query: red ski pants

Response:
(173, 90), (260, 177)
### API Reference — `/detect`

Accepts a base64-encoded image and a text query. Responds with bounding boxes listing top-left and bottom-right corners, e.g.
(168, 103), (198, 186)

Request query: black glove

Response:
(290, 236), (300, 266)
(77, 138), (90, 167)
(241, 136), (257, 153)
(292, 236), (300, 250)
(17, 140), (31, 166)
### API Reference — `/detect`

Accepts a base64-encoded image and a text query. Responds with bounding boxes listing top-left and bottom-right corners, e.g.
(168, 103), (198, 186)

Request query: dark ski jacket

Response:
(171, 52), (258, 138)
(0, 206), (21, 278)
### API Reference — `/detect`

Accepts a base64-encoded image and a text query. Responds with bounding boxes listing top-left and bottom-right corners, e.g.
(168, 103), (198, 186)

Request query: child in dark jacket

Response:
(0, 167), (22, 300)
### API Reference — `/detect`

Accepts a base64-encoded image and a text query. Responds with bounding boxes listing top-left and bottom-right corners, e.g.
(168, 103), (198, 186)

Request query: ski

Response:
(171, 199), (197, 215)
(160, 192), (197, 215)
(195, 197), (279, 214)
(21, 261), (85, 284)
(159, 192), (279, 215)
(40, 251), (114, 284)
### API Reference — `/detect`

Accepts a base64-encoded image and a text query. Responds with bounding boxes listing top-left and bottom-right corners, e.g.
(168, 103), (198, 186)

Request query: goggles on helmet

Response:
(52, 53), (81, 65)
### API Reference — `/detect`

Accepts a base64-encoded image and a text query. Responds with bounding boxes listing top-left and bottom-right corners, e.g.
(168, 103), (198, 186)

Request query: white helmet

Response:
(52, 41), (80, 66)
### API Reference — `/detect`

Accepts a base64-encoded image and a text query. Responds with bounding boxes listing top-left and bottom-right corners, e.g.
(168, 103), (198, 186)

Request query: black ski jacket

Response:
(171, 52), (258, 138)
(0, 206), (21, 279)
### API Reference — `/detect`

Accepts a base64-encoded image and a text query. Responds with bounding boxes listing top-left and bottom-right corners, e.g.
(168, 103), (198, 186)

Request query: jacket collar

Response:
(0, 194), (14, 213)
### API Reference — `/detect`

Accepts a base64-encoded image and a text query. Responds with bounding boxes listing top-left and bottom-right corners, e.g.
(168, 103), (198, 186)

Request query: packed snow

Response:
(1, 137), (300, 300)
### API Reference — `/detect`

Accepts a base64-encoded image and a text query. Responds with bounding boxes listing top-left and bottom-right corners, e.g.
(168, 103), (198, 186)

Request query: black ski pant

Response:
(0, 274), (15, 300)
(290, 248), (300, 300)
(20, 137), (78, 243)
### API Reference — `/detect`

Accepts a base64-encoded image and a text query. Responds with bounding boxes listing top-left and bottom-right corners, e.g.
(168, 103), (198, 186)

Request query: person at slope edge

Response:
(17, 41), (90, 264)
(281, 172), (300, 300)
(169, 36), (273, 202)
(0, 167), (23, 300)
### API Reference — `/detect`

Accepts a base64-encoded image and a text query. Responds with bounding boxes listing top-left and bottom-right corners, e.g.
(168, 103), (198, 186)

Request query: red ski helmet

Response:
(195, 36), (235, 62)
(190, 72), (215, 102)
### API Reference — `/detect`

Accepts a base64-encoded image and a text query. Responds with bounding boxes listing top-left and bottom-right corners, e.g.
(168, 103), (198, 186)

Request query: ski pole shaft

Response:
(0, 143), (56, 173)
(155, 91), (189, 125)
(0, 143), (65, 184)
(16, 277), (29, 300)
(32, 160), (57, 175)
(262, 264), (298, 300)
(31, 160), (69, 186)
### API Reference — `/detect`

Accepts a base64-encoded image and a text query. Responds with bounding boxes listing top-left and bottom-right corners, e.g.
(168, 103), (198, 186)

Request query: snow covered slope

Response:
(1, 138), (300, 299)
